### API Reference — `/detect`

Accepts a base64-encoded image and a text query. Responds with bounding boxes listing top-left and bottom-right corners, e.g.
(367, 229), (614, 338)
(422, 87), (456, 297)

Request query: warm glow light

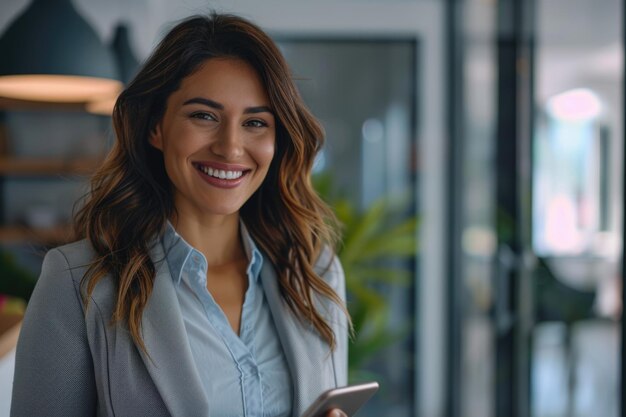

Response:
(0, 74), (122, 102)
(86, 95), (118, 115)
(546, 88), (602, 122)
(462, 226), (496, 257)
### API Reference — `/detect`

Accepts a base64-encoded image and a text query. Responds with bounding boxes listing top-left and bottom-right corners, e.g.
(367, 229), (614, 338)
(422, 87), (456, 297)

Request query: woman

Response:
(11, 13), (350, 417)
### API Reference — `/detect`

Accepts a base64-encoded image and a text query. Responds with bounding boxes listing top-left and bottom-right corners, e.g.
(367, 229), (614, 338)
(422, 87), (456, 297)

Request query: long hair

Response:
(74, 13), (348, 354)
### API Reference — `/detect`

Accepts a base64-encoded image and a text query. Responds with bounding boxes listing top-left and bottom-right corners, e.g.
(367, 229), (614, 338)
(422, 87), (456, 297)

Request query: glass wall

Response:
(279, 39), (418, 416)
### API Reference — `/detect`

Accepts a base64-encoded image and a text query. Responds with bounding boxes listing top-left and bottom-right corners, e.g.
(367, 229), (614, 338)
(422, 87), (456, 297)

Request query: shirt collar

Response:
(162, 220), (263, 286)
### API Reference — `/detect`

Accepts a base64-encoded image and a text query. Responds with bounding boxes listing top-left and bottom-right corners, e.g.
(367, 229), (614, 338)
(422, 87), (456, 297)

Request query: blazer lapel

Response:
(137, 242), (210, 417)
(260, 260), (337, 417)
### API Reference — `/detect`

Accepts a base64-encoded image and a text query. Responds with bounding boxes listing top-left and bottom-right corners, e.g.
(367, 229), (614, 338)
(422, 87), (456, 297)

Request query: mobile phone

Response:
(301, 381), (379, 417)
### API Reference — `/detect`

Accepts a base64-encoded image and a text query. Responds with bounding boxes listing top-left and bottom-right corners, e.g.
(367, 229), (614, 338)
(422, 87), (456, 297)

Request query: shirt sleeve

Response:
(11, 248), (97, 417)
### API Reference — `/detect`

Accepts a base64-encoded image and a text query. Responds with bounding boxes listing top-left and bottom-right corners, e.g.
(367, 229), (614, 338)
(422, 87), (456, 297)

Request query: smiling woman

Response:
(10, 13), (350, 417)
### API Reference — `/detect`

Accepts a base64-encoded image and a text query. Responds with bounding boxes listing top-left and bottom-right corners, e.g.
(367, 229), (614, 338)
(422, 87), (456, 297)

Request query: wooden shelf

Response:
(0, 225), (74, 245)
(0, 156), (103, 176)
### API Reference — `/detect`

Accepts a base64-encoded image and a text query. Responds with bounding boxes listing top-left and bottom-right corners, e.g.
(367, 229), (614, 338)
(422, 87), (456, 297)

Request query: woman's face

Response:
(150, 57), (276, 221)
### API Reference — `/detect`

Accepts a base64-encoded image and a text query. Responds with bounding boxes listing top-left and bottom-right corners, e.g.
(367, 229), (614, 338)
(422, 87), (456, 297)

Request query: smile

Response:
(192, 162), (251, 189)
(196, 165), (244, 180)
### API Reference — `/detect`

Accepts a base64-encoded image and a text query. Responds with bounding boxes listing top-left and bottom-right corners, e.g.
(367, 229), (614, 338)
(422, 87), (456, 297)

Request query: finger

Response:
(327, 409), (348, 417)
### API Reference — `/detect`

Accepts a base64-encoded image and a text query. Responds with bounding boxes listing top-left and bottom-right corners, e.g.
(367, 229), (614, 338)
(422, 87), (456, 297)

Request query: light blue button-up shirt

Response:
(162, 221), (292, 417)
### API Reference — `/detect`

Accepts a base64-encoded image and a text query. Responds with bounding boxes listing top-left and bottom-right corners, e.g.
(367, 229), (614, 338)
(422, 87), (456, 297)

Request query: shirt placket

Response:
(188, 250), (263, 417)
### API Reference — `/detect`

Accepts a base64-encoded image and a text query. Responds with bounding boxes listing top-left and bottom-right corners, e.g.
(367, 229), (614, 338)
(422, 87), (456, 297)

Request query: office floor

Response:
(532, 320), (619, 417)
(461, 316), (620, 417)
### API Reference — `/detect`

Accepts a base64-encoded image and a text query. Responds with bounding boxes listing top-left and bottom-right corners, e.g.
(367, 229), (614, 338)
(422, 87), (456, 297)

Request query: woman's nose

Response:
(210, 123), (244, 159)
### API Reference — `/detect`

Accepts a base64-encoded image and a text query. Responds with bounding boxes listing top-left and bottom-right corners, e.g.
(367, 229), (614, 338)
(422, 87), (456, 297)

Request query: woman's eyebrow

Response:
(182, 97), (274, 115)
(244, 106), (273, 115)
(183, 97), (223, 109)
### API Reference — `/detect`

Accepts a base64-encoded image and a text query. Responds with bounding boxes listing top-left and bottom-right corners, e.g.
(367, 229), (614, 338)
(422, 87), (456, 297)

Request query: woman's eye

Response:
(245, 119), (268, 128)
(190, 112), (216, 121)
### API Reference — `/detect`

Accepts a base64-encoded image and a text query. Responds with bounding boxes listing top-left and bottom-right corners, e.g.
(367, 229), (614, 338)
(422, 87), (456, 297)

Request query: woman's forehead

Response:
(172, 58), (271, 107)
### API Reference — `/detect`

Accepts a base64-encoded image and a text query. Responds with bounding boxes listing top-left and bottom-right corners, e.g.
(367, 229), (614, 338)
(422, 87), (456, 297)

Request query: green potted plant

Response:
(0, 249), (37, 303)
(314, 174), (418, 381)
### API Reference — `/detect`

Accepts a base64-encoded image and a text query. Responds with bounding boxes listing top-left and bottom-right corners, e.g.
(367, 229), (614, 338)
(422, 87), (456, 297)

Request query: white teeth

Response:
(198, 165), (243, 180)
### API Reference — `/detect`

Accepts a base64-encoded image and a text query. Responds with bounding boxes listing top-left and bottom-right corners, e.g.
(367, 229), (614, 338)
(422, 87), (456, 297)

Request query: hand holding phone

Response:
(301, 381), (379, 417)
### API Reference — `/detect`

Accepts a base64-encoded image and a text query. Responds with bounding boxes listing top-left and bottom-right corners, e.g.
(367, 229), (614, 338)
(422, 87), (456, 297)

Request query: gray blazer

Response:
(11, 239), (348, 417)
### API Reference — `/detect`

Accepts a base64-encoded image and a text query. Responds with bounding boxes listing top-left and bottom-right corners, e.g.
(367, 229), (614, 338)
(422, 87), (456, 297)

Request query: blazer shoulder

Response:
(45, 239), (119, 309)
(20, 242), (94, 341)
(37, 239), (91, 284)
(53, 238), (96, 266)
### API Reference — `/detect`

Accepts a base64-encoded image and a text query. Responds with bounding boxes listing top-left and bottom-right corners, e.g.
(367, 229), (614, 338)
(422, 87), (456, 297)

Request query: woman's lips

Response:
(193, 162), (250, 189)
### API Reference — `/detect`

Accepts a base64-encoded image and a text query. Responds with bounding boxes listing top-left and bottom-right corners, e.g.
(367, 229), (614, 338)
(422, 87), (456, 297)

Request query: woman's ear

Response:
(149, 124), (164, 151)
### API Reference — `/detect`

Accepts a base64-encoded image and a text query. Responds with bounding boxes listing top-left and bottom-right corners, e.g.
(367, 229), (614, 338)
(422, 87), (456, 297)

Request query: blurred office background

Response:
(0, 1), (623, 417)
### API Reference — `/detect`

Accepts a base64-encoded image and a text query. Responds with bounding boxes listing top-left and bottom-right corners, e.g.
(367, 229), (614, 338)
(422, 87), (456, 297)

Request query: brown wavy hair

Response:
(74, 13), (349, 354)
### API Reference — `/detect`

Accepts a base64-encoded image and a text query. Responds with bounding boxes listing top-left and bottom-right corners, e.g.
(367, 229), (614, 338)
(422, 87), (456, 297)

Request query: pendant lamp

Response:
(86, 23), (140, 115)
(0, 0), (122, 103)
(111, 24), (140, 85)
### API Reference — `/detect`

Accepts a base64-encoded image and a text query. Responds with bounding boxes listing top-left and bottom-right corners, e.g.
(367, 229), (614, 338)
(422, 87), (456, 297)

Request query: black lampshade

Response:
(0, 0), (122, 102)
(111, 24), (140, 85)
(86, 22), (140, 115)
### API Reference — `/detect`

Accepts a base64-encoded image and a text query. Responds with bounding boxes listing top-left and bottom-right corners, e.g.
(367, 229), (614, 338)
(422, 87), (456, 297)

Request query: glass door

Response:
(449, 0), (532, 415)
(531, 1), (622, 416)
(453, 1), (499, 417)
(452, 1), (623, 417)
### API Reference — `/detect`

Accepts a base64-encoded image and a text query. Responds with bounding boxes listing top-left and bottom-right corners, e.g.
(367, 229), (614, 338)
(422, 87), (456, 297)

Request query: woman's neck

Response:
(170, 212), (245, 267)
